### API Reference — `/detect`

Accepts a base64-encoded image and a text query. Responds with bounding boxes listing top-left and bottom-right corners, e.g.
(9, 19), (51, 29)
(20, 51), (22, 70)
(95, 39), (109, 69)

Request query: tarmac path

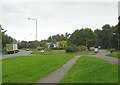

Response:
(1, 49), (119, 84)
(35, 50), (119, 84)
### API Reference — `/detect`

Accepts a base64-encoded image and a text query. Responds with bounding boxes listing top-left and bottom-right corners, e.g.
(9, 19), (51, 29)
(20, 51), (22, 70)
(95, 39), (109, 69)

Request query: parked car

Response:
(94, 48), (99, 53)
(26, 49), (29, 51)
(40, 50), (45, 53)
(36, 46), (42, 51)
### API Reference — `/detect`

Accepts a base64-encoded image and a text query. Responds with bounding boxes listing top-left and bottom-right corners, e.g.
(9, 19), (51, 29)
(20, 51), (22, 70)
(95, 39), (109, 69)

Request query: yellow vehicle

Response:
(6, 44), (19, 54)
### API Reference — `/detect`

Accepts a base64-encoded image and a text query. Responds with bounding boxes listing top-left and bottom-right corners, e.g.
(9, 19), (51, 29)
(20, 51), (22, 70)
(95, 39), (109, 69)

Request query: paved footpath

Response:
(35, 55), (82, 84)
(35, 50), (119, 84)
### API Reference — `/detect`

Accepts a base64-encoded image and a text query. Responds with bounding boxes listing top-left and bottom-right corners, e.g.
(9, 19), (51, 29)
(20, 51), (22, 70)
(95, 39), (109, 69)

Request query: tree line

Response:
(18, 40), (47, 49)
(47, 33), (70, 42)
(1, 22), (119, 51)
(68, 24), (119, 50)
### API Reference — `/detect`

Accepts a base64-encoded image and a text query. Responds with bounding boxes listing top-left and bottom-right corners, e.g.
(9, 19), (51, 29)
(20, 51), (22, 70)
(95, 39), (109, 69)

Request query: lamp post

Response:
(28, 18), (37, 41)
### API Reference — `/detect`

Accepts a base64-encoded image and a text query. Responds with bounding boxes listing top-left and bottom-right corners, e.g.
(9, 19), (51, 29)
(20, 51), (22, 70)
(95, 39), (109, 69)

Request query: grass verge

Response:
(106, 53), (120, 58)
(31, 50), (96, 55)
(2, 50), (74, 83)
(59, 56), (118, 83)
(2, 50), (96, 83)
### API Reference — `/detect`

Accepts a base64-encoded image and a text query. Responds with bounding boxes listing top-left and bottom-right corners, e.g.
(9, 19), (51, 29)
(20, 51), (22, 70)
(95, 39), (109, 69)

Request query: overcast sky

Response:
(0, 0), (119, 41)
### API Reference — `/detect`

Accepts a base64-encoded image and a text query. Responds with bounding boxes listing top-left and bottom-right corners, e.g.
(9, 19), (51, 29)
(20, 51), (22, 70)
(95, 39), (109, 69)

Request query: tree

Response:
(38, 40), (47, 49)
(1, 25), (14, 48)
(50, 43), (54, 48)
(47, 36), (52, 42)
(65, 32), (70, 38)
(94, 24), (118, 49)
(60, 41), (67, 48)
(94, 29), (102, 46)
(47, 33), (70, 42)
(68, 28), (96, 48)
(100, 24), (112, 48)
(29, 41), (39, 49)
(18, 41), (30, 49)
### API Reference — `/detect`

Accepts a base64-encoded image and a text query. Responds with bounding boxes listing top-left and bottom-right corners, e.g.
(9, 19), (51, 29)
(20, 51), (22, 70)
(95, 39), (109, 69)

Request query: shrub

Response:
(45, 48), (51, 51)
(110, 49), (116, 52)
(66, 45), (78, 53)
(90, 47), (94, 51)
(81, 46), (87, 51)
(77, 46), (82, 51)
(78, 46), (87, 51)
(110, 49), (116, 53)
(50, 47), (63, 50)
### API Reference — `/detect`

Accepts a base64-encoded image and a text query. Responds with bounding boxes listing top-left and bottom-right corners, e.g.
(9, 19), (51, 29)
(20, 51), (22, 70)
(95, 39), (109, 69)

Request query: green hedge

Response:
(66, 45), (88, 53)
(66, 45), (78, 53)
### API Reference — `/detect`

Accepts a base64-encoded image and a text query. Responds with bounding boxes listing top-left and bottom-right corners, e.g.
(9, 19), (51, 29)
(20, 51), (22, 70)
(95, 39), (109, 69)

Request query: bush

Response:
(45, 48), (51, 51)
(77, 46), (82, 51)
(90, 47), (94, 51)
(110, 49), (116, 53)
(81, 46), (87, 51)
(66, 45), (78, 53)
(50, 47), (63, 50)
(78, 46), (87, 51)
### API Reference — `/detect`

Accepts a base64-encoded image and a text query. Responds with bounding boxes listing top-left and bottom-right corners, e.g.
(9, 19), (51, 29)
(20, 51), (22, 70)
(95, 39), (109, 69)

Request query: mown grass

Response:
(31, 50), (96, 55)
(59, 56), (118, 83)
(2, 50), (96, 83)
(2, 50), (74, 83)
(106, 53), (120, 58)
(0, 60), (2, 84)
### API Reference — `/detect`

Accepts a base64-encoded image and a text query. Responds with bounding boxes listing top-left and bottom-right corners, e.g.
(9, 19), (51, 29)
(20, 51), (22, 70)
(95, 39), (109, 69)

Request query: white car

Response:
(26, 49), (29, 51)
(40, 50), (45, 53)
(94, 48), (98, 53)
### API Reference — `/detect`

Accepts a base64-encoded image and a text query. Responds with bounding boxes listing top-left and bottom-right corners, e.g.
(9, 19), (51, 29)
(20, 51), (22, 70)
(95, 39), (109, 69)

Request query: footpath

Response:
(35, 50), (119, 84)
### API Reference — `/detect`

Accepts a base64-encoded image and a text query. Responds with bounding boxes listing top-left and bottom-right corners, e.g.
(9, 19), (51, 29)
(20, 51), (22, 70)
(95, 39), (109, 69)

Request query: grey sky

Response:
(0, 0), (119, 41)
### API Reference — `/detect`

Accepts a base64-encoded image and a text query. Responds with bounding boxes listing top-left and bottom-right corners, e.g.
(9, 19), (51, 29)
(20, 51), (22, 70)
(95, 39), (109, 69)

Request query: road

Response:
(88, 50), (120, 65)
(1, 50), (33, 60)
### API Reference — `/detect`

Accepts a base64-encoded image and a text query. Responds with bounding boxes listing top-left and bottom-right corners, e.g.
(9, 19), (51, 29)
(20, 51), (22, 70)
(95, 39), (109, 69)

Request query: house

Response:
(46, 42), (60, 48)
(46, 42), (51, 48)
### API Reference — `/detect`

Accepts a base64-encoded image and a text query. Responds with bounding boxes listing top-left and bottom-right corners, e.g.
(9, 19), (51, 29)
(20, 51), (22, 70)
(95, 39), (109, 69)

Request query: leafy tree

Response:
(18, 41), (30, 49)
(38, 40), (47, 49)
(47, 36), (52, 42)
(66, 44), (78, 53)
(47, 33), (70, 43)
(29, 41), (39, 49)
(1, 25), (14, 48)
(94, 29), (102, 46)
(50, 43), (54, 48)
(68, 28), (96, 48)
(60, 41), (67, 48)
(100, 24), (112, 48)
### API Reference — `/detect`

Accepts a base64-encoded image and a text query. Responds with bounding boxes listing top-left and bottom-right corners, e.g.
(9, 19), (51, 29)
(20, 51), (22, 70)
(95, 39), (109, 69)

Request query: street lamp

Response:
(28, 18), (38, 41)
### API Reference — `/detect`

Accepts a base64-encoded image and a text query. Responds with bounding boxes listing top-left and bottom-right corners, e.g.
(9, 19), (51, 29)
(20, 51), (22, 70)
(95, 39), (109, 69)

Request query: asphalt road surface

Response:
(88, 50), (120, 65)
(1, 50), (33, 60)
